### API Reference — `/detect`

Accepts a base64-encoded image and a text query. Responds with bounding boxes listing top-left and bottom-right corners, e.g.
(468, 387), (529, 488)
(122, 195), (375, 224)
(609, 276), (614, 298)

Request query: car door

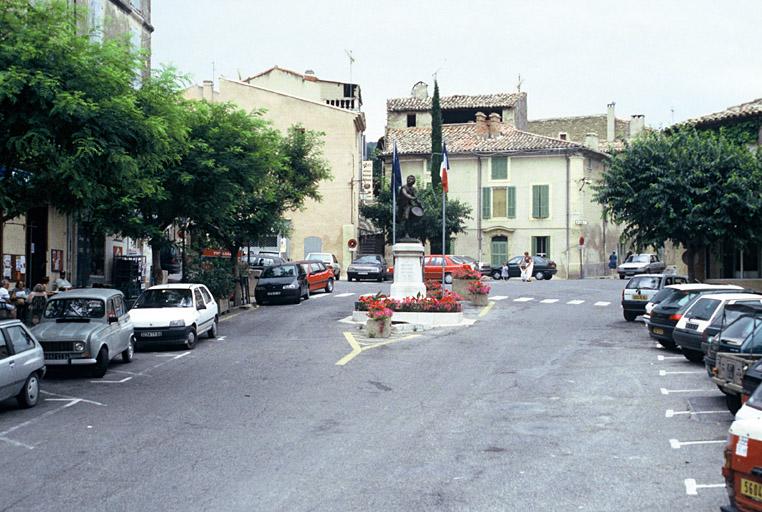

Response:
(104, 297), (120, 357)
(193, 287), (212, 332)
(114, 295), (133, 352)
(309, 263), (323, 290)
(0, 330), (14, 401)
(3, 325), (40, 397)
(200, 286), (218, 317)
(508, 256), (522, 276)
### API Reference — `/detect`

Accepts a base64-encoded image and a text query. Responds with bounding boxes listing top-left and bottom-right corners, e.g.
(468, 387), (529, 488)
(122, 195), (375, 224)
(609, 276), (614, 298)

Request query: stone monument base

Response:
(389, 241), (426, 300)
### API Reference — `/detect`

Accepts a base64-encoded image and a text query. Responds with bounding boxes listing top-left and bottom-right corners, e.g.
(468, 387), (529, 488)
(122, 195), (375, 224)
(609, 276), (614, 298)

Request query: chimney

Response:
(584, 132), (600, 151)
(487, 112), (502, 138)
(629, 114), (645, 138)
(411, 81), (429, 99)
(606, 102), (615, 142)
(303, 69), (317, 82)
(202, 80), (214, 102)
(475, 112), (488, 139)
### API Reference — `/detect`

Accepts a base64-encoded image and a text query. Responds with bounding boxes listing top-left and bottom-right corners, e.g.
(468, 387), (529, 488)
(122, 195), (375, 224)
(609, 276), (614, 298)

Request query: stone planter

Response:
(470, 293), (489, 307)
(452, 278), (474, 299)
(217, 297), (231, 314)
(366, 317), (392, 338)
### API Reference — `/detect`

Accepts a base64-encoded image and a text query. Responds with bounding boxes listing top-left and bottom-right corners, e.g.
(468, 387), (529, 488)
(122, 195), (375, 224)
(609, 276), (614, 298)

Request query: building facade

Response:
(185, 67), (366, 272)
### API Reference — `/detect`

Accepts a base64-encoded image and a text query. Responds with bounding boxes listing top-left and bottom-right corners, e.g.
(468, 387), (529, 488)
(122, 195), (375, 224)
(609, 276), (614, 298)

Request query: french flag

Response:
(440, 142), (449, 193)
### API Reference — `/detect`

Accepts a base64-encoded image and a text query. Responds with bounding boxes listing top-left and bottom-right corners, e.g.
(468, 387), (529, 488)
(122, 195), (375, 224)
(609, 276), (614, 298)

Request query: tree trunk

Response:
(683, 245), (706, 283)
(150, 240), (164, 285)
(228, 244), (241, 306)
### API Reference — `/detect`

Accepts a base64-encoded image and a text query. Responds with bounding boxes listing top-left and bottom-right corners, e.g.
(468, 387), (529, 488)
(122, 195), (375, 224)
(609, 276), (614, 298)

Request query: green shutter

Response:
(507, 186), (516, 218)
(532, 185), (540, 218)
(540, 185), (549, 218)
(482, 187), (491, 219)
(491, 157), (508, 180)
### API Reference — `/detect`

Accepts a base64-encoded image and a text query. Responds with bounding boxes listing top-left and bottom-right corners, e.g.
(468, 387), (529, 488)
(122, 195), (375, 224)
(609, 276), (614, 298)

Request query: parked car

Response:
(502, 255), (558, 281)
(673, 293), (762, 362)
(742, 358), (762, 403)
(723, 386), (762, 512)
(646, 284), (743, 350)
(452, 255), (479, 271)
(621, 273), (689, 322)
(129, 284), (219, 350)
(705, 304), (762, 380)
(294, 260), (335, 295)
(249, 255), (286, 277)
(255, 261), (332, 304)
(616, 253), (666, 279)
(32, 289), (135, 378)
(422, 255), (471, 284)
(347, 254), (388, 282)
(305, 252), (341, 280)
(0, 319), (45, 409)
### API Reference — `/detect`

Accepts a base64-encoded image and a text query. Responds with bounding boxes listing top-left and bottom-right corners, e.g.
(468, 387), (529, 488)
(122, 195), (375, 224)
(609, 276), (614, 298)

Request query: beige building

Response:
(385, 85), (619, 278)
(185, 67), (366, 271)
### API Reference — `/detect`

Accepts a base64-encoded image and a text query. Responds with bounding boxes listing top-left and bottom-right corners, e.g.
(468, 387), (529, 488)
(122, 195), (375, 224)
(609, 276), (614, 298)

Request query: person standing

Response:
(608, 251), (618, 275)
(0, 279), (16, 318)
(501, 261), (509, 280)
(520, 252), (534, 282)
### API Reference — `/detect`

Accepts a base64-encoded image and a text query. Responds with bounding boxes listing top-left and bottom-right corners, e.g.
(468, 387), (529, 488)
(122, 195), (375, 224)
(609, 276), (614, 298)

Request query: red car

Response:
(295, 260), (335, 294)
(423, 255), (471, 284)
(723, 389), (762, 511)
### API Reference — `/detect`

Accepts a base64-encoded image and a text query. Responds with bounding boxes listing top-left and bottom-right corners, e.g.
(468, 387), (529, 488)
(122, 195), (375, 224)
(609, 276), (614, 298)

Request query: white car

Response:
(129, 284), (219, 350)
(305, 252), (341, 280)
(621, 273), (688, 322)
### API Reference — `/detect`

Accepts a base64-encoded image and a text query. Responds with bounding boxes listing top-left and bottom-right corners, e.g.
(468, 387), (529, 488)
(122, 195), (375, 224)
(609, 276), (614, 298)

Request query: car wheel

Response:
(304, 287), (310, 300)
(534, 271), (545, 281)
(623, 311), (637, 322)
(325, 279), (334, 293)
(492, 270), (501, 280)
(91, 346), (109, 378)
(544, 273), (553, 280)
(185, 328), (197, 350)
(682, 348), (704, 363)
(207, 317), (219, 338)
(121, 336), (135, 363)
(16, 372), (40, 409)
(726, 393), (742, 414)
(444, 273), (453, 284)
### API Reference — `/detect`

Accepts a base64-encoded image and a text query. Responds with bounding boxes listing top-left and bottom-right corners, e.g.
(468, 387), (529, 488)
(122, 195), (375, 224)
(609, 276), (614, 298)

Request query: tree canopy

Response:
(595, 128), (762, 279)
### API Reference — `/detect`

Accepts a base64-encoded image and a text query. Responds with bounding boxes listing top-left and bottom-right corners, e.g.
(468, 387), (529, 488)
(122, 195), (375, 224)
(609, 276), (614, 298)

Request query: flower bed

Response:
(468, 281), (491, 296)
(356, 292), (462, 314)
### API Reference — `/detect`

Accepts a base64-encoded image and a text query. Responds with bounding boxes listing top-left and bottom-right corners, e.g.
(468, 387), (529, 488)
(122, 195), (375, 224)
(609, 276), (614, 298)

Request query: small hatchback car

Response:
(129, 284), (219, 350)
(0, 320), (45, 409)
(621, 273), (688, 322)
(723, 388), (762, 511)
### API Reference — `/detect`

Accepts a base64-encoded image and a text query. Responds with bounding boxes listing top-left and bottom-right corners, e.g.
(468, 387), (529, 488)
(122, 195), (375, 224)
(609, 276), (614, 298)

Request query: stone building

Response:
(185, 66), (366, 272)
(384, 84), (619, 278)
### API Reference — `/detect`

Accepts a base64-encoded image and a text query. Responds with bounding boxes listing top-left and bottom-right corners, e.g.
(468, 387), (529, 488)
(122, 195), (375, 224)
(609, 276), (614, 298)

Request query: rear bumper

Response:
(647, 320), (675, 341)
(622, 300), (647, 314)
(673, 329), (703, 352)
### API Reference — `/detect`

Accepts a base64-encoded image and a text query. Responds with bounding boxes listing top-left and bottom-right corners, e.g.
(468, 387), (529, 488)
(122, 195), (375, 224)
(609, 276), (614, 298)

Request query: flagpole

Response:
(441, 183), (446, 286)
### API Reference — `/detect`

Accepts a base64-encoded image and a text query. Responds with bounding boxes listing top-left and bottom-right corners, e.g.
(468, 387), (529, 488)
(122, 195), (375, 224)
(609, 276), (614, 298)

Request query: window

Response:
(532, 236), (550, 258)
(491, 157), (508, 180)
(113, 296), (126, 317)
(0, 334), (8, 359)
(491, 236), (508, 268)
(194, 289), (204, 306)
(507, 186), (516, 218)
(303, 236), (322, 258)
(200, 287), (213, 304)
(4, 326), (34, 355)
(406, 114), (416, 127)
(532, 185), (549, 219)
(482, 188), (491, 219)
(492, 188), (507, 218)
(558, 132), (568, 141)
(310, 263), (322, 272)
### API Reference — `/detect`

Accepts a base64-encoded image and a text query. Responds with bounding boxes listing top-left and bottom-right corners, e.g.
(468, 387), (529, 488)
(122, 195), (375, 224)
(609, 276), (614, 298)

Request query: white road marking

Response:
(669, 438), (725, 449)
(540, 299), (559, 304)
(659, 369), (704, 376)
(338, 316), (356, 324)
(665, 409), (730, 418)
(310, 293), (331, 299)
(90, 376), (133, 384)
(513, 297), (535, 302)
(335, 293), (355, 298)
(216, 336), (227, 341)
(594, 301), (611, 307)
(684, 478), (725, 495)
(40, 391), (105, 407)
(657, 355), (684, 361)
(567, 300), (585, 305)
(490, 296), (508, 301)
(109, 369), (141, 376)
(660, 387), (713, 395)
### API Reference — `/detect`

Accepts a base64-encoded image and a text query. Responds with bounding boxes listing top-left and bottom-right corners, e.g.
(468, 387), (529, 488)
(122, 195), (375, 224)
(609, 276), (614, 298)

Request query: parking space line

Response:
(540, 299), (559, 304)
(40, 390), (105, 407)
(0, 436), (34, 449)
(594, 301), (611, 306)
(684, 478), (725, 495)
(219, 309), (248, 323)
(567, 300), (585, 305)
(659, 369), (704, 376)
(657, 355), (684, 361)
(669, 439), (725, 449)
(513, 297), (534, 302)
(310, 293), (331, 299)
(215, 336), (227, 341)
(660, 387), (713, 395)
(335, 293), (355, 298)
(666, 409), (730, 418)
(90, 376), (133, 384)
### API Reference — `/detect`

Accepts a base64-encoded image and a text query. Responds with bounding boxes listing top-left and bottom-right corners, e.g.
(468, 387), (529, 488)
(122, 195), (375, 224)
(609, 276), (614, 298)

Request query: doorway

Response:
(25, 207), (48, 287)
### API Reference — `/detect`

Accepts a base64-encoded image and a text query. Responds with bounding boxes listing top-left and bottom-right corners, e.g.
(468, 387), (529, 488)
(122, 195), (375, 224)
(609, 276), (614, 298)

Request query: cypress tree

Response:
(429, 80), (442, 189)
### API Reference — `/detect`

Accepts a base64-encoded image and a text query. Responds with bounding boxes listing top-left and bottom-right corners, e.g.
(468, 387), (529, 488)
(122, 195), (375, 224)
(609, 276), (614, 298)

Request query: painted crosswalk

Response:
(567, 300), (585, 305)
(513, 297), (534, 302)
(490, 296), (509, 301)
(594, 301), (611, 307)
(540, 299), (559, 304)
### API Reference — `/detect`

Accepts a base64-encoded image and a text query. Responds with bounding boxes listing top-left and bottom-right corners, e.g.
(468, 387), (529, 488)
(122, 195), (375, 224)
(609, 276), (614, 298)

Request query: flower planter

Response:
(470, 293), (489, 307)
(366, 317), (392, 338)
(452, 278), (474, 299)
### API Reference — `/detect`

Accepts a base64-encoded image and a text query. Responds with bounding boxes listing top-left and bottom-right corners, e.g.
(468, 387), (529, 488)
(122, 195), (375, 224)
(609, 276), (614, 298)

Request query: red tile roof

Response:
(387, 93), (525, 112)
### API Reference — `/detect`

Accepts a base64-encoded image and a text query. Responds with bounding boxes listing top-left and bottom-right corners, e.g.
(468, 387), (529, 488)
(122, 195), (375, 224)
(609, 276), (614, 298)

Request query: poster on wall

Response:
(16, 255), (26, 274)
(3, 255), (10, 278)
(51, 249), (63, 273)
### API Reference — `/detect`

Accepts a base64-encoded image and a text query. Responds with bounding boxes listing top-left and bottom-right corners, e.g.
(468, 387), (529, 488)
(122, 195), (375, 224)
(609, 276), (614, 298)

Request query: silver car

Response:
(31, 289), (135, 378)
(0, 320), (46, 409)
(617, 253), (667, 279)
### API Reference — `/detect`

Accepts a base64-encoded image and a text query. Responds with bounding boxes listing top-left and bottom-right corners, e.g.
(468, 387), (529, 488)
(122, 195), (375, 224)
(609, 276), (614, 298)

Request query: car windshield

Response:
(721, 315), (760, 343)
(747, 378), (762, 411)
(686, 299), (721, 321)
(629, 255), (650, 263)
(353, 256), (380, 265)
(261, 265), (298, 278)
(133, 289), (193, 308)
(44, 298), (105, 319)
(711, 303), (762, 329)
(627, 276), (661, 290)
(740, 324), (762, 352)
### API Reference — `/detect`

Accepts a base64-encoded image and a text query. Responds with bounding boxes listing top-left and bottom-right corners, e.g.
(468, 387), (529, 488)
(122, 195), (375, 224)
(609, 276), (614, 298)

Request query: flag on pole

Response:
(440, 142), (449, 193)
(392, 142), (402, 193)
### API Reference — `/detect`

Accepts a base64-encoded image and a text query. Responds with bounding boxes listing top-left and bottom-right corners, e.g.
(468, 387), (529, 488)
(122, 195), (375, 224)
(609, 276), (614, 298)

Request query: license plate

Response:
(726, 364), (736, 379)
(652, 327), (664, 335)
(142, 331), (161, 337)
(267, 291), (281, 296)
(686, 323), (699, 330)
(633, 294), (647, 301)
(741, 478), (762, 502)
(359, 272), (368, 275)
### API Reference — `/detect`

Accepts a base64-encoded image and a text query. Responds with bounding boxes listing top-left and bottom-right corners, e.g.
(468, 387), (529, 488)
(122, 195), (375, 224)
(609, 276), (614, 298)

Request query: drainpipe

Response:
(476, 156), (483, 262)
(565, 154), (570, 280)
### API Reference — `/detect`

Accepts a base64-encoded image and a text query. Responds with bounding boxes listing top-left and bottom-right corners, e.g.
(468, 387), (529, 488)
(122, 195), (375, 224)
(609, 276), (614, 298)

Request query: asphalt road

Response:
(0, 278), (732, 511)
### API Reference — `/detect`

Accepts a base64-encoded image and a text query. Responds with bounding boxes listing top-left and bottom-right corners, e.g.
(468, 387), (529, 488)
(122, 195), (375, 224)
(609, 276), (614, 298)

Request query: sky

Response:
(151, 0), (762, 141)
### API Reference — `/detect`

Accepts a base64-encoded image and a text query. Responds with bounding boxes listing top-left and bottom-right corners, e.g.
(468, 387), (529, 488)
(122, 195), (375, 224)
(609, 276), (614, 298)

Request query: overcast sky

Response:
(152, 0), (762, 140)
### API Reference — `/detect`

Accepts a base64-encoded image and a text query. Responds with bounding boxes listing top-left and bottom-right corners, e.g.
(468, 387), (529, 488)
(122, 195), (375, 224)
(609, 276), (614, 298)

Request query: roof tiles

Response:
(387, 93), (525, 112)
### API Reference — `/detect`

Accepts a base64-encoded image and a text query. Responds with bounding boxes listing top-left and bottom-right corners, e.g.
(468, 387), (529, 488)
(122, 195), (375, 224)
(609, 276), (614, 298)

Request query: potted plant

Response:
(366, 299), (394, 338)
(452, 267), (481, 298)
(468, 280), (491, 306)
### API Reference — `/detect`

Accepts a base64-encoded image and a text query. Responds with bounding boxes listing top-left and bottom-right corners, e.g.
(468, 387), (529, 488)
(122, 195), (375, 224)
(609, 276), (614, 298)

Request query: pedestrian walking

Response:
(520, 252), (534, 282)
(608, 251), (618, 275)
(501, 261), (509, 280)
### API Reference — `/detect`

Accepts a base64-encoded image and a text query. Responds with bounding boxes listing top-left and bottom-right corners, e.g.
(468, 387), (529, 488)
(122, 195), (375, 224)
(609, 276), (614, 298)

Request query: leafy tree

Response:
(360, 184), (471, 249)
(595, 128), (762, 280)
(429, 80), (443, 189)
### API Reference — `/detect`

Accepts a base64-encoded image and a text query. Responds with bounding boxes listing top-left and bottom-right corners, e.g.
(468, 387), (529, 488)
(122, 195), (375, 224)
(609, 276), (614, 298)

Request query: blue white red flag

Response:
(440, 142), (449, 193)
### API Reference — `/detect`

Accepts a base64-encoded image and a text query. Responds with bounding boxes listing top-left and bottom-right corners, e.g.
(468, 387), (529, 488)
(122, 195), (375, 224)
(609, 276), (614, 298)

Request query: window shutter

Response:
(482, 188), (491, 219)
(491, 157), (508, 180)
(532, 185), (540, 218)
(507, 186), (516, 218)
(541, 185), (549, 218)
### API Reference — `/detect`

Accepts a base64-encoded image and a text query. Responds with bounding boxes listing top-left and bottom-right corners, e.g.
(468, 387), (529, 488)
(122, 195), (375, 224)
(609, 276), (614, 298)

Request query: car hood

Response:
(129, 307), (197, 328)
(31, 320), (106, 340)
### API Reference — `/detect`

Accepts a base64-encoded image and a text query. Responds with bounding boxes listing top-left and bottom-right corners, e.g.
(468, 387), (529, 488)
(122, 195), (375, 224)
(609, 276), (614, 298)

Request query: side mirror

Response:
(197, 302), (206, 310)
(108, 315), (118, 324)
